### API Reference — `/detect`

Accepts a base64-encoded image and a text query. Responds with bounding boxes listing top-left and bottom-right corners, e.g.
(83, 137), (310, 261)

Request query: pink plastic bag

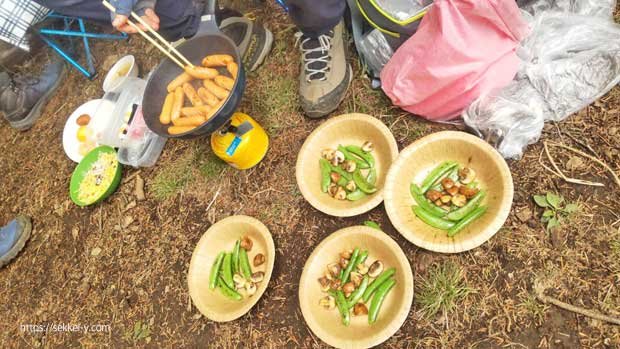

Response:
(380, 0), (529, 121)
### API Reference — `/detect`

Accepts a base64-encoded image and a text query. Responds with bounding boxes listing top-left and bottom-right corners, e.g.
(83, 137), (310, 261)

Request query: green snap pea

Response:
(217, 277), (242, 301)
(410, 183), (447, 217)
(330, 164), (353, 181)
(368, 278), (396, 324)
(353, 170), (377, 194)
(420, 161), (458, 193)
(338, 145), (370, 169)
(347, 275), (369, 308)
(445, 190), (486, 221)
(334, 290), (350, 326)
(366, 168), (377, 185)
(467, 181), (479, 189)
(357, 250), (369, 265)
(337, 176), (348, 187)
(448, 167), (459, 182)
(364, 221), (381, 230)
(362, 267), (396, 302)
(345, 145), (375, 168)
(448, 205), (488, 237)
(209, 252), (225, 289)
(340, 248), (360, 283)
(412, 206), (456, 230)
(346, 189), (367, 201)
(319, 159), (331, 193)
(232, 240), (240, 275)
(239, 248), (252, 279)
(221, 253), (234, 288)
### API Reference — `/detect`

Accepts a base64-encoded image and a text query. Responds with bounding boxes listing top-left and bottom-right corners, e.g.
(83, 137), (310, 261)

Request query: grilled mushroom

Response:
(345, 180), (357, 192)
(319, 295), (336, 310)
(322, 149), (336, 161)
(451, 194), (467, 207)
(343, 160), (357, 173)
(368, 260), (384, 278)
(353, 303), (369, 316)
(361, 141), (374, 153)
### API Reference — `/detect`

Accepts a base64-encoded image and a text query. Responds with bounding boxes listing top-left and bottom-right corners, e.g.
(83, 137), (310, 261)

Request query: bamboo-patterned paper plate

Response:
(296, 113), (399, 217)
(384, 131), (514, 253)
(298, 225), (413, 349)
(187, 215), (275, 322)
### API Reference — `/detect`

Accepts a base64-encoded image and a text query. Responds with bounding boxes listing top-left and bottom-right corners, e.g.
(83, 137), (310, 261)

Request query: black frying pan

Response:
(142, 0), (245, 139)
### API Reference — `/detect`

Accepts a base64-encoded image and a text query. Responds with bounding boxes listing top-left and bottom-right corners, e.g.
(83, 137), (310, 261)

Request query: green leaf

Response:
(564, 203), (579, 213)
(546, 192), (563, 209)
(546, 217), (560, 231)
(364, 221), (381, 230)
(533, 195), (549, 207)
(542, 209), (554, 218)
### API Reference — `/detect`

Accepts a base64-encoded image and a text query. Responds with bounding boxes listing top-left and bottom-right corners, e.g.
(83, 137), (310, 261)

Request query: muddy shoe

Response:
(297, 20), (352, 119)
(220, 16), (273, 72)
(0, 58), (66, 131)
(0, 215), (32, 268)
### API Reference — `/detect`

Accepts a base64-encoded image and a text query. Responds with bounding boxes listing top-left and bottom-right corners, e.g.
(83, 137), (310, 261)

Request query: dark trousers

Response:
(32, 0), (203, 41)
(287, 0), (346, 37)
(32, 0), (344, 41)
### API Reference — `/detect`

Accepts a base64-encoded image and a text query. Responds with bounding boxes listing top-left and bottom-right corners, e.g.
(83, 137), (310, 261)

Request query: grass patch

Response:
(151, 152), (195, 200)
(249, 70), (297, 135)
(416, 261), (474, 320)
(518, 293), (548, 325)
(197, 152), (226, 180)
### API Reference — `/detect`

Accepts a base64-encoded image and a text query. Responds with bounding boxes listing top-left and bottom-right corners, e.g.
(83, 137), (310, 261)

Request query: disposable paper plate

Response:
(298, 225), (413, 349)
(188, 215), (275, 322)
(296, 113), (399, 217)
(384, 131), (514, 253)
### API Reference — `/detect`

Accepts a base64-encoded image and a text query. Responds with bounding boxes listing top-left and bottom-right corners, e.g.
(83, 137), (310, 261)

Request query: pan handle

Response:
(197, 0), (219, 34)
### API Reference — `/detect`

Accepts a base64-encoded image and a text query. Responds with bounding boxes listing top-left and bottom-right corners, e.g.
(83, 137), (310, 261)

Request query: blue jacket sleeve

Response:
(110, 0), (136, 16)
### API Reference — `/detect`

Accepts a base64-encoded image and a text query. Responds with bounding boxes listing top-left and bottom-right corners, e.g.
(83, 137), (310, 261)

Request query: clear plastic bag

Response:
(357, 29), (394, 75)
(463, 0), (620, 159)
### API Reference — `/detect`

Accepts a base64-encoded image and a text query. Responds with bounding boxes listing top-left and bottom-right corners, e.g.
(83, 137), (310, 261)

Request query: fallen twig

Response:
(205, 188), (220, 213)
(547, 141), (620, 188)
(534, 278), (620, 325)
(542, 142), (605, 187)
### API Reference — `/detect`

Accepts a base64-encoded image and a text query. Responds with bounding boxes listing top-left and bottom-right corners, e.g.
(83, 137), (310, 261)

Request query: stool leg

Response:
(77, 18), (95, 76)
(39, 34), (94, 79)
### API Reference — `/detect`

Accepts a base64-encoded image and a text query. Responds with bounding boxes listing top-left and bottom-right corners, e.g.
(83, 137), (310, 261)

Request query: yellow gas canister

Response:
(210, 112), (269, 169)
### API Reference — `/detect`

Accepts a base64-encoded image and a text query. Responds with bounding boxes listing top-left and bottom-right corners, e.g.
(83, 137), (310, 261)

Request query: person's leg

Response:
(287, 0), (351, 118)
(0, 57), (66, 130)
(33, 0), (203, 41)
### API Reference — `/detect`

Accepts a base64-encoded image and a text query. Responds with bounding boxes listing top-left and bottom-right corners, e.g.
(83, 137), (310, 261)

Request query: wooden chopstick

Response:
(101, 0), (193, 69)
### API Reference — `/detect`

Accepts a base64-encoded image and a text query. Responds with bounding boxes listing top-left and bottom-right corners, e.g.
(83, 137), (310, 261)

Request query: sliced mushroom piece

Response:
(451, 194), (467, 207)
(342, 282), (355, 297)
(253, 253), (265, 267)
(368, 260), (384, 278)
(425, 189), (442, 202)
(327, 263), (342, 279)
(441, 178), (455, 190)
(434, 199), (443, 206)
(343, 160), (357, 173)
(328, 183), (339, 197)
(446, 186), (459, 196)
(334, 150), (345, 165)
(345, 180), (357, 192)
(353, 303), (369, 316)
(245, 282), (257, 296)
(440, 195), (452, 204)
(318, 276), (331, 292)
(361, 141), (374, 153)
(319, 295), (336, 310)
(459, 167), (476, 184)
(330, 172), (341, 183)
(240, 235), (253, 251)
(321, 149), (336, 161)
(357, 263), (369, 275)
(340, 249), (353, 260)
(339, 257), (349, 269)
(350, 272), (363, 287)
(459, 186), (479, 199)
(251, 271), (264, 283)
(335, 187), (347, 200)
(330, 279), (342, 291)
(233, 273), (246, 289)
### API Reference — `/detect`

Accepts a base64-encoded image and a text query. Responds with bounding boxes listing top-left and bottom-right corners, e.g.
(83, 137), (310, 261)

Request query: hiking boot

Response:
(0, 58), (66, 131)
(297, 20), (352, 119)
(0, 215), (32, 268)
(220, 16), (273, 72)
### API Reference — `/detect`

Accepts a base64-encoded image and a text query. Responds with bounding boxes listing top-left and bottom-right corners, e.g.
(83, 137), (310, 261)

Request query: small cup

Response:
(102, 55), (139, 92)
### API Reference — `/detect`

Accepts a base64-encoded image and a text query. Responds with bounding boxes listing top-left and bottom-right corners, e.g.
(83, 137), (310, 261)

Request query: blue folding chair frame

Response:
(38, 13), (127, 79)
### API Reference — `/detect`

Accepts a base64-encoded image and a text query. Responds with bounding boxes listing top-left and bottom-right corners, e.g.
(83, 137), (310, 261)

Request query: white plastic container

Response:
(103, 55), (139, 93)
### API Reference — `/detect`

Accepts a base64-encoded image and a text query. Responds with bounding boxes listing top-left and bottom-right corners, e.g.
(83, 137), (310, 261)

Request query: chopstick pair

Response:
(101, 0), (193, 69)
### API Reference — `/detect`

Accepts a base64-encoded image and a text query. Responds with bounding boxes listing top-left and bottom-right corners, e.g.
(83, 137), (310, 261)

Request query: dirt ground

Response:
(1, 2), (619, 348)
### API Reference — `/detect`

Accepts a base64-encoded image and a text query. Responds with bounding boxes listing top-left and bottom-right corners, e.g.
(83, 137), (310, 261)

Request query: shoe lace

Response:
(295, 31), (332, 82)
